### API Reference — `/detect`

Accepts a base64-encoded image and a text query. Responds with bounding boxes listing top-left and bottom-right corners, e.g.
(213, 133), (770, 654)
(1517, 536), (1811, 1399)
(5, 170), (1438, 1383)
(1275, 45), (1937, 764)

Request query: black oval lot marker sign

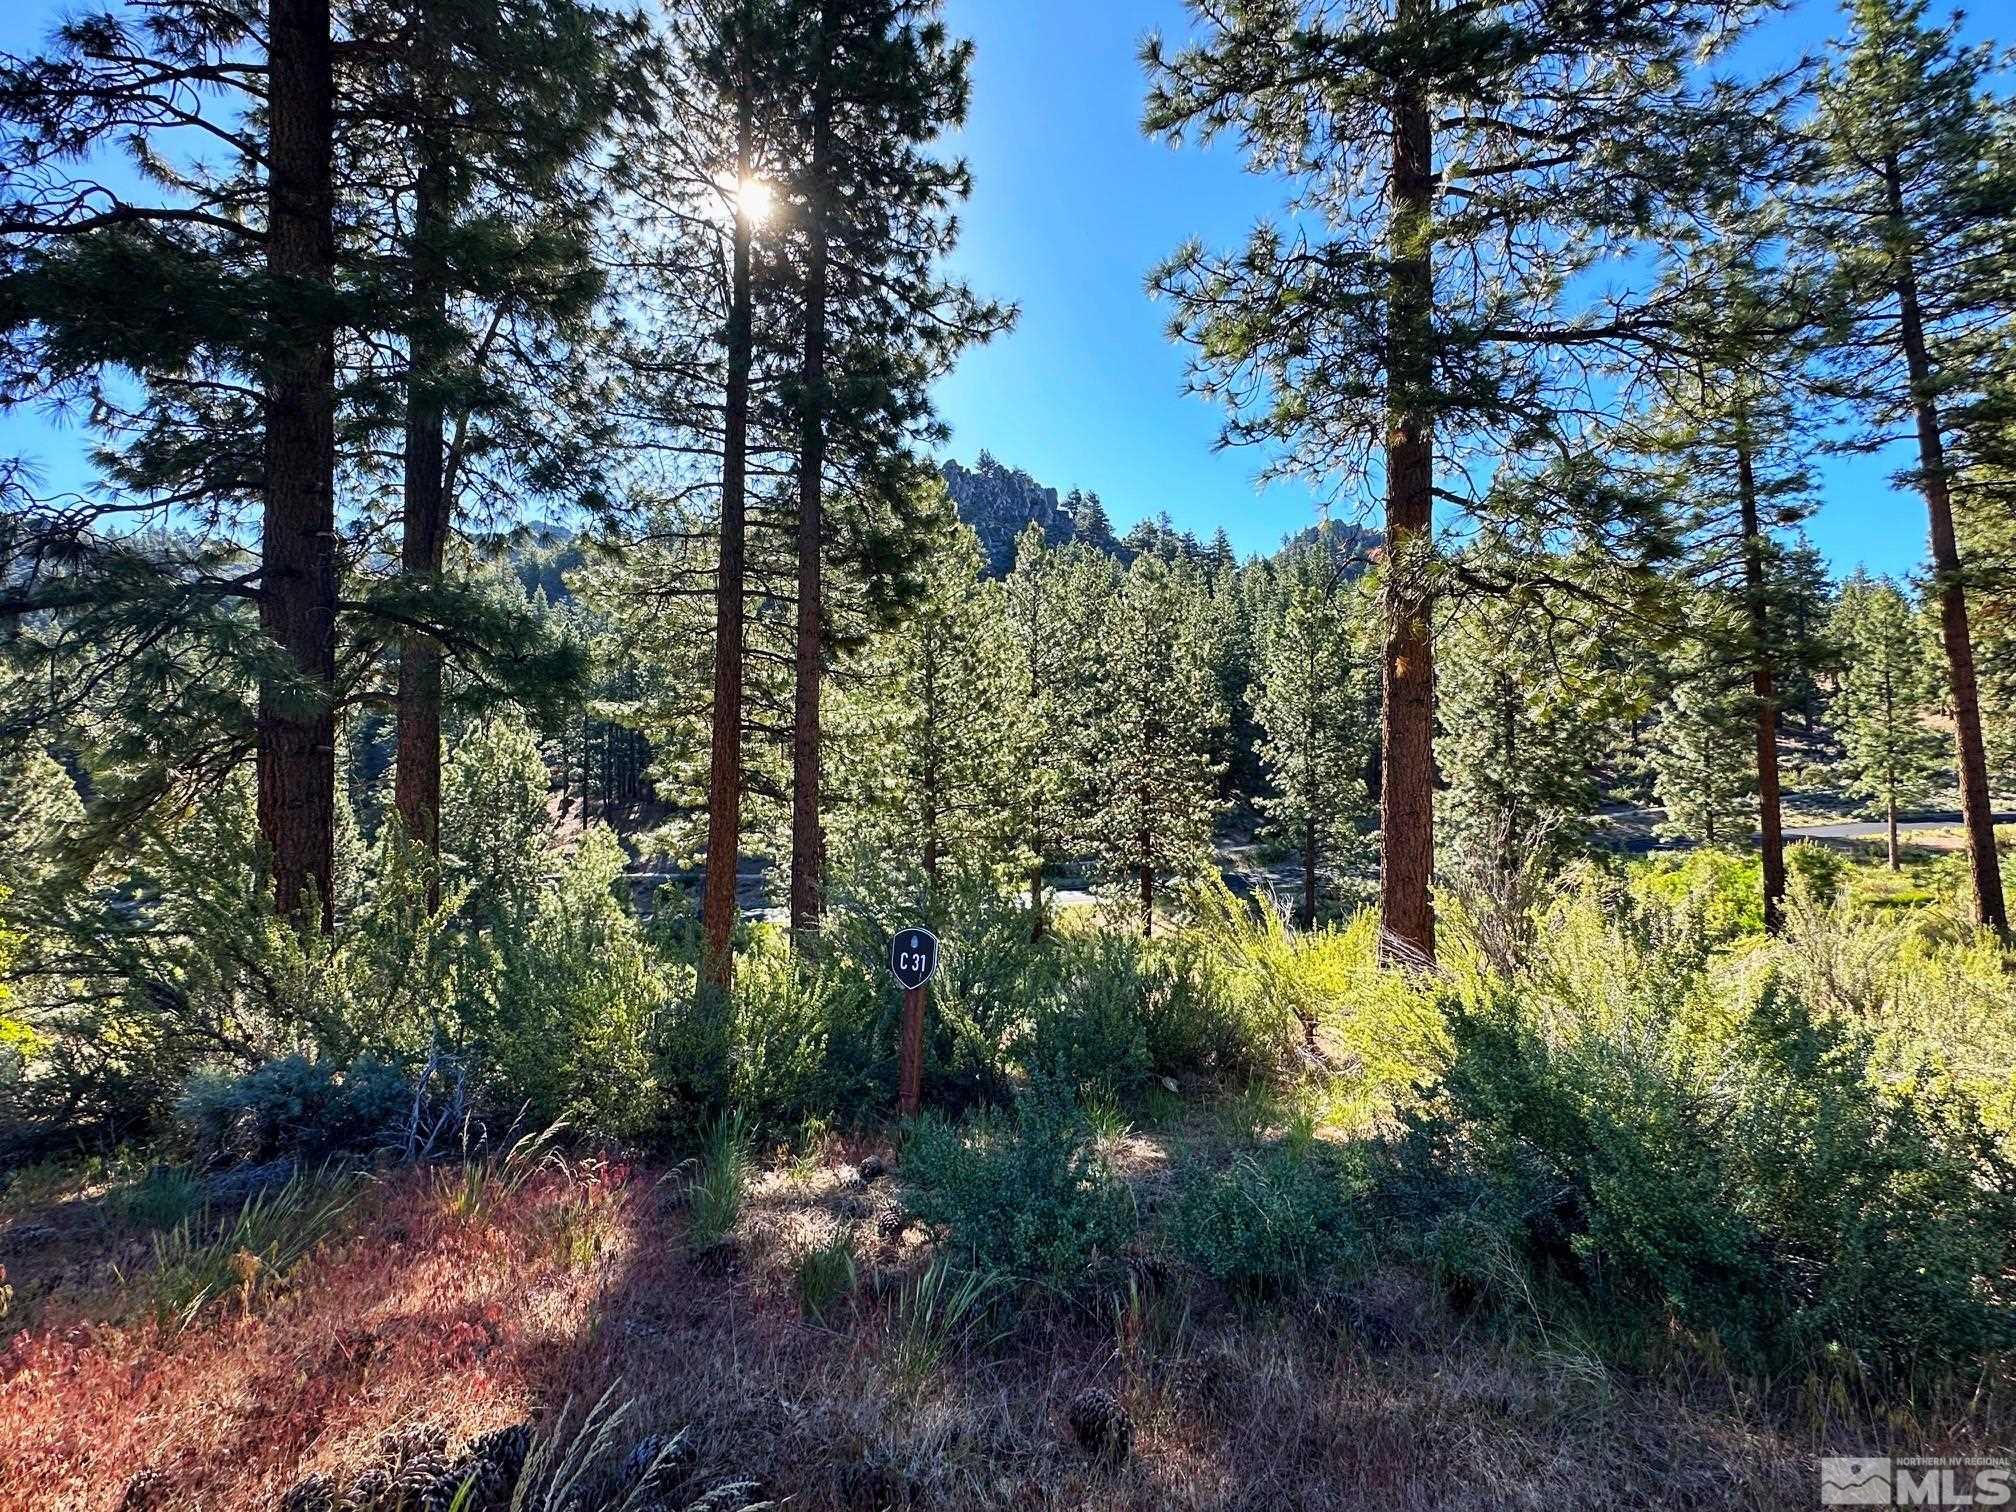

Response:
(890, 927), (940, 991)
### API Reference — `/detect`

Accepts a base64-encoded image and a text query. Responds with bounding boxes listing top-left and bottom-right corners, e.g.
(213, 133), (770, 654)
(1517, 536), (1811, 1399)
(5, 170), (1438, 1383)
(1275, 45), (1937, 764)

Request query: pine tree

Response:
(1146, 0), (1793, 964)
(1652, 606), (1758, 848)
(0, 0), (615, 926)
(1635, 236), (1821, 931)
(0, 749), (83, 897)
(1250, 545), (1374, 926)
(828, 526), (1028, 894)
(601, 0), (789, 994)
(1773, 540), (1837, 734)
(1805, 0), (2016, 931)
(1, 0), (344, 921)
(780, 0), (1010, 937)
(1207, 528), (1237, 575)
(1833, 573), (1947, 868)
(363, 0), (631, 866)
(1083, 556), (1225, 937)
(1438, 574), (1617, 867)
(1000, 525), (1109, 937)
(1076, 492), (1116, 553)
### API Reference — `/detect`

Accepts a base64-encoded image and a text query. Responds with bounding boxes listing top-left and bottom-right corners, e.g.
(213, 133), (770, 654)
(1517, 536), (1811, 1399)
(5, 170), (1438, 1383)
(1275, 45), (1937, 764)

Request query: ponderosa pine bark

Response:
(702, 81), (758, 995)
(260, 0), (340, 927)
(1735, 431), (1787, 933)
(395, 146), (449, 871)
(1378, 35), (1437, 968)
(1885, 150), (2008, 935)
(789, 49), (833, 939)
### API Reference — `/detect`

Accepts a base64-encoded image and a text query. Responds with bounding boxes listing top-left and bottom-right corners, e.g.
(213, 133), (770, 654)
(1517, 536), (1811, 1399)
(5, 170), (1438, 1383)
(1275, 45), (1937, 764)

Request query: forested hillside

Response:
(4, 0), (2016, 1507)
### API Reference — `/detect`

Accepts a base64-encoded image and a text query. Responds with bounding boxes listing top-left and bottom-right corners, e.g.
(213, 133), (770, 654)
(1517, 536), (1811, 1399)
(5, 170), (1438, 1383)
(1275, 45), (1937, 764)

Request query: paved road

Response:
(1782, 810), (2016, 842)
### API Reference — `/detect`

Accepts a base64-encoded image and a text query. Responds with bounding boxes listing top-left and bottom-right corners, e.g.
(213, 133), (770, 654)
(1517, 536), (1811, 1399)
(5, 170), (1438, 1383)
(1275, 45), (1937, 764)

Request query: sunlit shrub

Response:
(484, 826), (667, 1142)
(1169, 1141), (1368, 1295)
(1024, 934), (1152, 1095)
(723, 939), (887, 1132)
(1628, 847), (1765, 945)
(1398, 966), (2016, 1385)
(902, 1076), (1135, 1284)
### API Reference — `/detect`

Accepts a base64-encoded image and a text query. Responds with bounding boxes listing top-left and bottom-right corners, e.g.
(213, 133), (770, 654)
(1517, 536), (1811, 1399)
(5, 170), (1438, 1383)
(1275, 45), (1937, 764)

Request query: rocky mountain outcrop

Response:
(943, 453), (1385, 578)
(941, 452), (1121, 574)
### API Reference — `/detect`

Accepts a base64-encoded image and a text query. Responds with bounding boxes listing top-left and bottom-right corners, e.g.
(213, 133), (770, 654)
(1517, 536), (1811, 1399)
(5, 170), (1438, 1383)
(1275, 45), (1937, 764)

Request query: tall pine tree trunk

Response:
(1886, 152), (2008, 934)
(790, 60), (832, 939)
(1888, 794), (1900, 871)
(396, 146), (449, 879)
(1735, 433), (1786, 933)
(1378, 38), (1436, 967)
(260, 0), (339, 927)
(702, 84), (756, 994)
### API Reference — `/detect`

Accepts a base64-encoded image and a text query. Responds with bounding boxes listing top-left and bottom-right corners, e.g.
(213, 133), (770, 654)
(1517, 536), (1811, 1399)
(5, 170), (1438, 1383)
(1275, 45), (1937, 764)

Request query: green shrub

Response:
(1787, 841), (1847, 907)
(1406, 974), (2016, 1384)
(819, 862), (1038, 1107)
(902, 1077), (1136, 1284)
(483, 826), (666, 1143)
(725, 941), (887, 1132)
(1168, 879), (1358, 1081)
(1025, 935), (1151, 1096)
(1169, 1142), (1367, 1295)
(175, 1054), (409, 1165)
(1628, 848), (1764, 945)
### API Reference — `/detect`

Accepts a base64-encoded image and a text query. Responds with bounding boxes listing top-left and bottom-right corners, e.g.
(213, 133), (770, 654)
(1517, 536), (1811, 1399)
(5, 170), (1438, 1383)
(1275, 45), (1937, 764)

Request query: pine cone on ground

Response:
(381, 1452), (459, 1512)
(276, 1472), (338, 1512)
(339, 1467), (392, 1510)
(1065, 1386), (1132, 1462)
(450, 1422), (532, 1510)
(622, 1428), (696, 1497)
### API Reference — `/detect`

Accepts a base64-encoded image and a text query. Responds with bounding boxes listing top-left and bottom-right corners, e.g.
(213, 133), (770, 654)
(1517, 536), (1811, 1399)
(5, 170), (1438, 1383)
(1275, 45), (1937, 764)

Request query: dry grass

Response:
(0, 1131), (2007, 1512)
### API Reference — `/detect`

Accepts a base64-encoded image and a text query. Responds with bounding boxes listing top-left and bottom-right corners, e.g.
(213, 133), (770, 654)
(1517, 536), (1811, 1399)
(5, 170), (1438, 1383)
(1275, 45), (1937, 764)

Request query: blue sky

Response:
(931, 0), (2001, 574)
(0, 0), (2001, 576)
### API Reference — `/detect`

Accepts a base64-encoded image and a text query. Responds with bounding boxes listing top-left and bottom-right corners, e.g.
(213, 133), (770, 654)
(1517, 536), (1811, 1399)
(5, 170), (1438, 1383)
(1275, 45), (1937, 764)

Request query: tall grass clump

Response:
(680, 1111), (753, 1249)
(432, 1116), (565, 1221)
(794, 1227), (858, 1323)
(883, 1258), (1005, 1398)
(499, 1385), (772, 1511)
(146, 1167), (362, 1328)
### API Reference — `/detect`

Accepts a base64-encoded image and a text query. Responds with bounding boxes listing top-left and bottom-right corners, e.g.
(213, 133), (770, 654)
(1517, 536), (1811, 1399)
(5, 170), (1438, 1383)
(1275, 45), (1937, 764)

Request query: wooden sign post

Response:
(890, 926), (940, 1118)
